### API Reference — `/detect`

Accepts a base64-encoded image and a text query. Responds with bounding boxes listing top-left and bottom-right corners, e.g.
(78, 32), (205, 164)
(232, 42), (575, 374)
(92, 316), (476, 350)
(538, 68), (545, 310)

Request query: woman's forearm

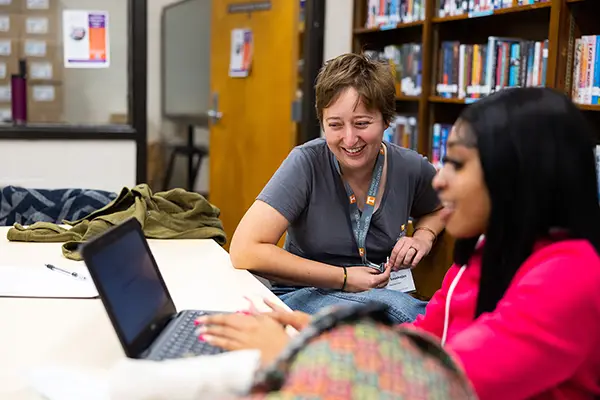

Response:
(413, 208), (446, 243)
(230, 243), (345, 289)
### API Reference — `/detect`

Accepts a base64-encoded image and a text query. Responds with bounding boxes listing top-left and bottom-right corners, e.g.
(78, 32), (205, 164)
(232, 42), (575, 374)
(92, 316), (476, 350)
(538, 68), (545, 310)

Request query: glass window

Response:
(0, 0), (128, 126)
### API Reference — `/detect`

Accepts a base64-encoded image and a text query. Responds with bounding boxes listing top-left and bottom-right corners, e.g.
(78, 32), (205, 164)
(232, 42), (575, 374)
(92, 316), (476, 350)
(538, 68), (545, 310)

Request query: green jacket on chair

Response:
(6, 184), (227, 260)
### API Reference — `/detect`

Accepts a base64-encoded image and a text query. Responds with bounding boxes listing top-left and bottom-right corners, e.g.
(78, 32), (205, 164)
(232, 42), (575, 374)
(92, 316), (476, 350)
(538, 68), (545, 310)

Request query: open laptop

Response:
(81, 217), (226, 361)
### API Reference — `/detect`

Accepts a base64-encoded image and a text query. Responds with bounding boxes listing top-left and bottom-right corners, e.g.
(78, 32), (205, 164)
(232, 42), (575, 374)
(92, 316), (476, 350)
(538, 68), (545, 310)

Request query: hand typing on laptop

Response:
(260, 298), (311, 331)
(194, 312), (290, 367)
(243, 296), (311, 332)
(194, 297), (310, 367)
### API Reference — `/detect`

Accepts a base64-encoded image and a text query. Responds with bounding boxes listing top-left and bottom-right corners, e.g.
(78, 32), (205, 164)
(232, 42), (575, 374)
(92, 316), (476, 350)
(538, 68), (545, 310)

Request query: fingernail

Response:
(195, 326), (207, 335)
(244, 296), (260, 312)
(198, 334), (205, 341)
(236, 310), (252, 315)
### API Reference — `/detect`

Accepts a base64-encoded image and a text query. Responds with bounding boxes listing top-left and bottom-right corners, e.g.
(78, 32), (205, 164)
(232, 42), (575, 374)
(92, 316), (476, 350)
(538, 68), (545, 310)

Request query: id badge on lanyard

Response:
(334, 145), (386, 273)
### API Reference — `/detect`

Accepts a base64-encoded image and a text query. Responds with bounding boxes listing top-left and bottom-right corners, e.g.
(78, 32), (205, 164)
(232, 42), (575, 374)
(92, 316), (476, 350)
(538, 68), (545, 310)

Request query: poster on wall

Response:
(229, 28), (253, 78)
(62, 10), (110, 68)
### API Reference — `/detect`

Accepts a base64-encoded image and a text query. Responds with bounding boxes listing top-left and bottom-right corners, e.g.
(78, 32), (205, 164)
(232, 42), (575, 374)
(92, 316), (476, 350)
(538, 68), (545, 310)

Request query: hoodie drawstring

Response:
(441, 264), (467, 346)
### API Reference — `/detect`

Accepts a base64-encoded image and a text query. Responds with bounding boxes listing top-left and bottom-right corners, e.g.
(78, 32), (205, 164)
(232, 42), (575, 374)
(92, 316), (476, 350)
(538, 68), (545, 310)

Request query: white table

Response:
(0, 227), (283, 399)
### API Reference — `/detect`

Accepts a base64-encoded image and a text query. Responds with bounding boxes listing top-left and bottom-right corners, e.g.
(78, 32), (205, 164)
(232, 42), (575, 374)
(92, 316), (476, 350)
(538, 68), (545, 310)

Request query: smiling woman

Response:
(228, 53), (446, 323)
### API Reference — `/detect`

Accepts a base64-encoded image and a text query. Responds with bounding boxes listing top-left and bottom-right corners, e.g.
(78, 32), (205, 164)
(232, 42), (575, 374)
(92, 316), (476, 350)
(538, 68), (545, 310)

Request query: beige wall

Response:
(0, 140), (136, 191)
(319, 0), (353, 138)
(324, 0), (353, 61)
(148, 0), (178, 143)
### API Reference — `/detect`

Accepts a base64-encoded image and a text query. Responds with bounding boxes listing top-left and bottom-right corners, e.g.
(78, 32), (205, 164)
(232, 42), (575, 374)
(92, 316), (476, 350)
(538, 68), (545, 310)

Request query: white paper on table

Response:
(0, 265), (98, 298)
(386, 268), (416, 293)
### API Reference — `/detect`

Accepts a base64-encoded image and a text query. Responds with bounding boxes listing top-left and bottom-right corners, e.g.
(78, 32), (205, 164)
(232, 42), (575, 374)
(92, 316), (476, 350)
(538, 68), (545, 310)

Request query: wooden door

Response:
(209, 0), (300, 248)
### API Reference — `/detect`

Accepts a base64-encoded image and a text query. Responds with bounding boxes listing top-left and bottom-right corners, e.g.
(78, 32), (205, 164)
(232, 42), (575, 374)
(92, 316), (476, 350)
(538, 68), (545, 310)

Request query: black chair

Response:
(162, 143), (208, 194)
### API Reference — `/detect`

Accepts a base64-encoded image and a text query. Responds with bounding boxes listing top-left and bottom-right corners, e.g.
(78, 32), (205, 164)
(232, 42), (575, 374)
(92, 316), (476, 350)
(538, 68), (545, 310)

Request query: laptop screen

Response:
(86, 227), (171, 346)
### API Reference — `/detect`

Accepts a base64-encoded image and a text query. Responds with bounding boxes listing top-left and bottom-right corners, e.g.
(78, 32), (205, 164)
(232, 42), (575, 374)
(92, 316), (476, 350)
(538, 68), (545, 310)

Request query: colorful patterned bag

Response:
(244, 302), (477, 400)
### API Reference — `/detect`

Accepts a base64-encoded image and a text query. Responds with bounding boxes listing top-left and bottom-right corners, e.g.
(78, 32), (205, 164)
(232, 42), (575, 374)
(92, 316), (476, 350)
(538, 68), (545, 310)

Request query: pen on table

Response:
(45, 264), (87, 280)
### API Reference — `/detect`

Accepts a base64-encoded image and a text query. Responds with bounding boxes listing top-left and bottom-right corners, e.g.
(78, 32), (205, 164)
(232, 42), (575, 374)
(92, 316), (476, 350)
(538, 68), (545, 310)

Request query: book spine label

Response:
(592, 36), (600, 104)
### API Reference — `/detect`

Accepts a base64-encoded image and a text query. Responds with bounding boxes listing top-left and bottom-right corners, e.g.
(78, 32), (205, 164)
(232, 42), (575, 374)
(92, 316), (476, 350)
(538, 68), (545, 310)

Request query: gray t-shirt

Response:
(257, 138), (440, 294)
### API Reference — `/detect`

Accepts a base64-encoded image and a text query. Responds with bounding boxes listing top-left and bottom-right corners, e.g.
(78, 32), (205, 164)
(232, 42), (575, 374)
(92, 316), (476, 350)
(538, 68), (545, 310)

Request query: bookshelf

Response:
(351, 0), (600, 162)
(349, 0), (600, 299)
(565, 0), (600, 132)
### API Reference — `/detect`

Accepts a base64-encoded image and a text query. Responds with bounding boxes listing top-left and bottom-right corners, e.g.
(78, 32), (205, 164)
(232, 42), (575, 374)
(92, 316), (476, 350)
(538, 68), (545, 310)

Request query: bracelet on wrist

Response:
(414, 226), (437, 244)
(341, 266), (348, 291)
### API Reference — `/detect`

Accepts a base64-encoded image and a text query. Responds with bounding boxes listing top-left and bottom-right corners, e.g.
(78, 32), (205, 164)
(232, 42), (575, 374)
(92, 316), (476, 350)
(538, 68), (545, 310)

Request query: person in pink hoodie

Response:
(196, 87), (600, 399)
(407, 87), (600, 399)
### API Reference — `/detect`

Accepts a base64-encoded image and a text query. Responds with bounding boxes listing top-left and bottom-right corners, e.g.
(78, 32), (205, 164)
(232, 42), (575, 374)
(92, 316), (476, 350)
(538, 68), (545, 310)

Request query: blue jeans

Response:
(279, 287), (427, 324)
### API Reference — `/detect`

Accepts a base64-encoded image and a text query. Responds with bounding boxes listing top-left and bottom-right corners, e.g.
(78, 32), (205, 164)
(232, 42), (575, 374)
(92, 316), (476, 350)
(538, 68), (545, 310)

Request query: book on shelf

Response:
(299, 0), (306, 23)
(596, 145), (600, 202)
(431, 123), (451, 168)
(516, 0), (549, 5)
(437, 0), (549, 18)
(572, 35), (600, 106)
(365, 0), (424, 28)
(384, 115), (418, 151)
(364, 44), (422, 97)
(436, 37), (549, 100)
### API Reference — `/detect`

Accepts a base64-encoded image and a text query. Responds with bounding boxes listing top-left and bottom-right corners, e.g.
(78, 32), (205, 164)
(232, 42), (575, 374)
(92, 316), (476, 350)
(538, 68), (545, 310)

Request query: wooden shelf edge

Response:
(396, 95), (420, 102)
(566, 0), (586, 3)
(432, 2), (551, 23)
(428, 96), (599, 110)
(353, 20), (424, 34)
(429, 96), (468, 104)
(577, 104), (600, 111)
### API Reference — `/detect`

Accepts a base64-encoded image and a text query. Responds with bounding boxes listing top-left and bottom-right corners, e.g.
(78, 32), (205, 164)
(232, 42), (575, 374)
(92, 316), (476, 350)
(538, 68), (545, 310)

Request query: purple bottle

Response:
(11, 60), (27, 125)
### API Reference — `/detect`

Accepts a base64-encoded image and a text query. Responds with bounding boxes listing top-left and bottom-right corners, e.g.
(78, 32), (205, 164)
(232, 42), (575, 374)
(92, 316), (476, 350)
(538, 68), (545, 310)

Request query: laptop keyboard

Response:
(151, 310), (225, 360)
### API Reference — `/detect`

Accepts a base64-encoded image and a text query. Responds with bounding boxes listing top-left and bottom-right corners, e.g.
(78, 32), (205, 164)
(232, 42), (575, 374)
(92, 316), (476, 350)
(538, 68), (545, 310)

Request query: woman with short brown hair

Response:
(228, 53), (446, 323)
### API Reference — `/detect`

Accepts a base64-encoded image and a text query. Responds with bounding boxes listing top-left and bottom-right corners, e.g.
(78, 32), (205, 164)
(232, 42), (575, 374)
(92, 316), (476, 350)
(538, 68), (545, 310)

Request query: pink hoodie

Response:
(410, 238), (600, 400)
